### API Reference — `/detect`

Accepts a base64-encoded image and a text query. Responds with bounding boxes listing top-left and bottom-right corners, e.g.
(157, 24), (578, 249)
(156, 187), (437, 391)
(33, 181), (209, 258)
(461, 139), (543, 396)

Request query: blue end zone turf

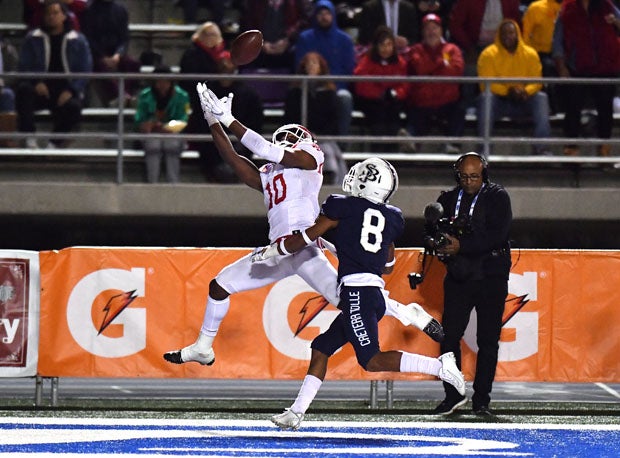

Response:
(1, 418), (619, 456)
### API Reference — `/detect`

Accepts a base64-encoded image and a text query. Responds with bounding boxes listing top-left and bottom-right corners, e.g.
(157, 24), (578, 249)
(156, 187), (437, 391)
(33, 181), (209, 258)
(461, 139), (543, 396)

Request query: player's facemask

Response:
(272, 123), (315, 149)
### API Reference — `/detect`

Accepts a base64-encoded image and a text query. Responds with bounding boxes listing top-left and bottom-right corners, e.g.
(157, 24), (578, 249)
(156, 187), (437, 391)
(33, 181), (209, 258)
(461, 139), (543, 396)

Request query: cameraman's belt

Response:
(491, 248), (509, 256)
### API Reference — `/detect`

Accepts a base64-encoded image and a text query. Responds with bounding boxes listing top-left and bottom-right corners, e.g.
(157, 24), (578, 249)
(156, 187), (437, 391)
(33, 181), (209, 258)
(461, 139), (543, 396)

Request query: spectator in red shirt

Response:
(406, 14), (465, 153)
(552, 0), (620, 156)
(354, 25), (409, 152)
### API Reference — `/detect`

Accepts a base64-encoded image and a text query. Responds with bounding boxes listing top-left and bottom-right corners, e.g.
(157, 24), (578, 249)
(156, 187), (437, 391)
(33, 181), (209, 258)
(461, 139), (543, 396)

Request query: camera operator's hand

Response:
(436, 234), (460, 256)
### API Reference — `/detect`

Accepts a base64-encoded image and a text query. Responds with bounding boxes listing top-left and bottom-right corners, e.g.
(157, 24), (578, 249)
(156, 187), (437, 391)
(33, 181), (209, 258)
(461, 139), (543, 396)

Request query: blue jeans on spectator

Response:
(0, 87), (15, 112)
(477, 91), (551, 156)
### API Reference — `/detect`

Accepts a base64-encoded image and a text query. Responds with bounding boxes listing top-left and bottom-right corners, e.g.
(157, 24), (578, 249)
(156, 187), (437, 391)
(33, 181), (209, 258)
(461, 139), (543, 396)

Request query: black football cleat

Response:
(423, 318), (445, 342)
(163, 351), (184, 364)
(163, 347), (215, 366)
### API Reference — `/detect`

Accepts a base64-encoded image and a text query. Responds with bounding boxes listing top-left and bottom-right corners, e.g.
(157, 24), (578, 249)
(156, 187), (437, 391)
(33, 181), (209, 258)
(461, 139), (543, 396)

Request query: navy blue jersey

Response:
(322, 194), (405, 280)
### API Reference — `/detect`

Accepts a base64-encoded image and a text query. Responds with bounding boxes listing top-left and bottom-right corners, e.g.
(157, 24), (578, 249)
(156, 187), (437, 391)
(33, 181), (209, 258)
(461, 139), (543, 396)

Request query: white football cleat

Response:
(271, 409), (304, 430)
(438, 352), (466, 396)
(398, 302), (434, 328)
(163, 344), (215, 366)
(389, 302), (445, 342)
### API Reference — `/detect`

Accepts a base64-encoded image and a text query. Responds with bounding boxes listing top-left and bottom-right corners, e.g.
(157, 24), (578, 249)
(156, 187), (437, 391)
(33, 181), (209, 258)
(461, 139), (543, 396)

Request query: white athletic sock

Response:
(399, 351), (441, 376)
(290, 374), (323, 414)
(197, 296), (230, 348)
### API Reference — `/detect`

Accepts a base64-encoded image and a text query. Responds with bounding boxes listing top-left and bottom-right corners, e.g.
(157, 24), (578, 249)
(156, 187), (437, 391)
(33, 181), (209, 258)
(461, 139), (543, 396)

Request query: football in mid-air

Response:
(230, 30), (263, 66)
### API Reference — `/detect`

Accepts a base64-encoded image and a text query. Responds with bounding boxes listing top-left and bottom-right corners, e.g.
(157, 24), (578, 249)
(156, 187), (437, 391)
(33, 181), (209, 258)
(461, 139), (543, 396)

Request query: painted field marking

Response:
(0, 417), (619, 457)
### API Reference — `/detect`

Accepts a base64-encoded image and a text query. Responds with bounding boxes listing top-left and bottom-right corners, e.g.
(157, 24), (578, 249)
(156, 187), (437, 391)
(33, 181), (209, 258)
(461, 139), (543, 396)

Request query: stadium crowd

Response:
(1, 0), (619, 182)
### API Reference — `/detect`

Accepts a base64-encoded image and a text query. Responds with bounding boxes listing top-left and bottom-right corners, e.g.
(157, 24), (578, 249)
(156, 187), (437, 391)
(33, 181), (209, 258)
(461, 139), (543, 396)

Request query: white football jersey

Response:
(259, 141), (325, 242)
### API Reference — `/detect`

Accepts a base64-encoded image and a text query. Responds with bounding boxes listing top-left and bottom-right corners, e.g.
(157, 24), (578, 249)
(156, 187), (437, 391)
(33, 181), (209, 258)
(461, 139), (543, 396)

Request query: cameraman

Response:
(428, 152), (512, 416)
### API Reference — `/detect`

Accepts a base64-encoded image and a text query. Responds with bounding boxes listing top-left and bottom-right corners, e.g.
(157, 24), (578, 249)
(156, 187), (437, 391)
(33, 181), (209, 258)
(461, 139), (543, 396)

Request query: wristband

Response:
(301, 229), (313, 246)
(220, 112), (235, 128)
(240, 129), (285, 163)
(385, 258), (396, 267)
(278, 239), (291, 255)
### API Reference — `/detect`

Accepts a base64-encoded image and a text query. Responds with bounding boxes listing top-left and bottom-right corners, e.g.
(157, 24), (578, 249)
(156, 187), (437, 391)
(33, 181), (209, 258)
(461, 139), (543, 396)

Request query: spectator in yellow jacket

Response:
(522, 0), (563, 112)
(522, 0), (563, 53)
(477, 19), (551, 156)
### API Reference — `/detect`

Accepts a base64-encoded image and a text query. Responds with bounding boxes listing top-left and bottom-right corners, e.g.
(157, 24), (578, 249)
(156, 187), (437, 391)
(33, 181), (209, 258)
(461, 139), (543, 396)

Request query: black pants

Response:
(561, 77), (616, 139)
(16, 82), (82, 141)
(440, 275), (507, 408)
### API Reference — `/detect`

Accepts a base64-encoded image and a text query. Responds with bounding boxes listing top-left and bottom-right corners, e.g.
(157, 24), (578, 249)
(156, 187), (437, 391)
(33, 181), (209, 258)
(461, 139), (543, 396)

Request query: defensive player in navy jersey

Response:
(251, 157), (465, 430)
(163, 84), (444, 369)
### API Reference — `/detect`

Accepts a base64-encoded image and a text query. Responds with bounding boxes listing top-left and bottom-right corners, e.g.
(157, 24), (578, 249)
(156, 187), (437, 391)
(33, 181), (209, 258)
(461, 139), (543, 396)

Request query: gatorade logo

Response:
(66, 268), (146, 358)
(262, 276), (339, 360)
(464, 271), (539, 361)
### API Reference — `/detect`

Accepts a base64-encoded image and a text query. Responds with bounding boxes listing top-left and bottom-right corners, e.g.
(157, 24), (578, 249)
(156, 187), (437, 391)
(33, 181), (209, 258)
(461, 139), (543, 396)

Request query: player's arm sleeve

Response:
(240, 128), (285, 163)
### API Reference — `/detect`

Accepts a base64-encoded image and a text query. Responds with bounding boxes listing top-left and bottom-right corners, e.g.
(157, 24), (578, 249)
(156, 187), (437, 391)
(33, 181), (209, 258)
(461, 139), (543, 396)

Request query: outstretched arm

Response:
(251, 214), (339, 262)
(200, 84), (318, 171)
(209, 122), (262, 191)
(197, 83), (262, 191)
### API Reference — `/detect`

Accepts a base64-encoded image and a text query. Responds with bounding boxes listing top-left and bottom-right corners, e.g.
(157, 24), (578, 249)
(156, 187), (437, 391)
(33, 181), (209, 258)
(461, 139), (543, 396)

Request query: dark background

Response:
(3, 216), (618, 251)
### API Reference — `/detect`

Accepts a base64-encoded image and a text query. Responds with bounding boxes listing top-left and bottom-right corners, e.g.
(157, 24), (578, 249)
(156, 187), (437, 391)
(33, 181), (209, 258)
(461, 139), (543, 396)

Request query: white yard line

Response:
(595, 382), (620, 399)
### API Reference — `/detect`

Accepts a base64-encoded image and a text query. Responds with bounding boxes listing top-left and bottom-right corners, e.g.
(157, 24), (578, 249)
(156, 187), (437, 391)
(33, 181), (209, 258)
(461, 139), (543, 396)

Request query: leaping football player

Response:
(251, 158), (466, 430)
(163, 83), (443, 369)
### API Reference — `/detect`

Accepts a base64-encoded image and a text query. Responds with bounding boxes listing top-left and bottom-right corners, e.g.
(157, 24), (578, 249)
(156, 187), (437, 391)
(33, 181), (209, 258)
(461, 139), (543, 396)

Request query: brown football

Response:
(230, 30), (263, 66)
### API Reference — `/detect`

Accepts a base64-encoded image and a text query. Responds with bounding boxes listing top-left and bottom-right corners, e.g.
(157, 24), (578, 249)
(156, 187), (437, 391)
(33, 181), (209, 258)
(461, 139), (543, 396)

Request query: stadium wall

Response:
(1, 183), (618, 250)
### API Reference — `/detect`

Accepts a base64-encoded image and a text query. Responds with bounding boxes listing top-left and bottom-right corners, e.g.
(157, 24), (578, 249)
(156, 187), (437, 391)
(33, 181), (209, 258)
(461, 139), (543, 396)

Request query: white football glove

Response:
(196, 82), (218, 126)
(251, 243), (280, 263)
(203, 87), (235, 128)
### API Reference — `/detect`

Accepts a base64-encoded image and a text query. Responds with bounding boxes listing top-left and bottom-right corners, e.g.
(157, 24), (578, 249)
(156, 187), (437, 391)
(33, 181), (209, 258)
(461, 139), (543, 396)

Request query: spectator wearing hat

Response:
(415, 0), (454, 33)
(406, 13), (465, 153)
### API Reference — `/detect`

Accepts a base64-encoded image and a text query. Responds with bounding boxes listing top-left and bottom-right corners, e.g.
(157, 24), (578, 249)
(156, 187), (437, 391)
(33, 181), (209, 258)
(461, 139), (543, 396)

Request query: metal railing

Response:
(1, 71), (618, 183)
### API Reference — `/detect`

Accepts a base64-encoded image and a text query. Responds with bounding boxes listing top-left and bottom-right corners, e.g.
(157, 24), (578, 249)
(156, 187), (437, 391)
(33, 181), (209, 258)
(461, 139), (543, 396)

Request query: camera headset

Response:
(453, 152), (489, 184)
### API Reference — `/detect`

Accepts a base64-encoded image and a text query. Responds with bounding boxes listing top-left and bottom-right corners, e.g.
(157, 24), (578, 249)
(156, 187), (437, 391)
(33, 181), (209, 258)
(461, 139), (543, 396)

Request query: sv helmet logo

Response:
(359, 164), (381, 183)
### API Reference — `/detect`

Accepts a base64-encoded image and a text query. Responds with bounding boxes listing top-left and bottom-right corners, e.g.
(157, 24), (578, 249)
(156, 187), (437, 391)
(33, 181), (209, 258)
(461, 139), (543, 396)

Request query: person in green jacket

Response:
(135, 64), (190, 183)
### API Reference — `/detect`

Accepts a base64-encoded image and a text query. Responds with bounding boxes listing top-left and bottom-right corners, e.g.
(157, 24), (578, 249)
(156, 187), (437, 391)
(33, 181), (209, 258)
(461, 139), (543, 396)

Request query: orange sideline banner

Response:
(38, 247), (620, 382)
